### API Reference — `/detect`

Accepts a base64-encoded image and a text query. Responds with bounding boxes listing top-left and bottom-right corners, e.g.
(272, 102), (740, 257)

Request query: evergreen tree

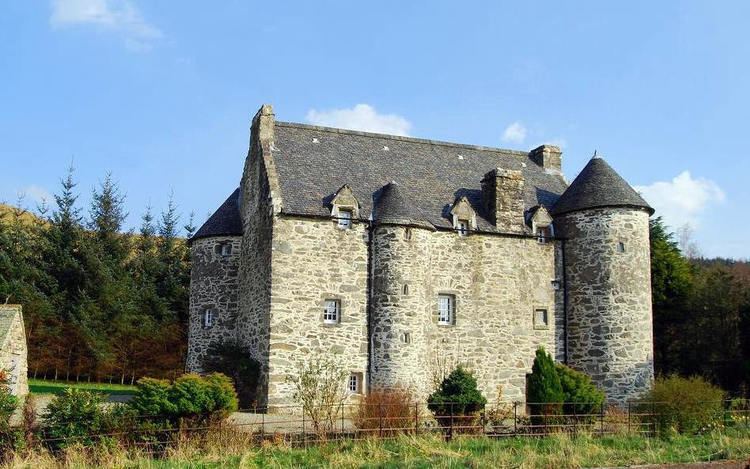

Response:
(527, 348), (564, 418)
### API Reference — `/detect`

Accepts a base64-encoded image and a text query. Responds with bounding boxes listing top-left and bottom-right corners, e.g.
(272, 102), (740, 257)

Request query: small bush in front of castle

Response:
(41, 388), (113, 450)
(354, 387), (415, 435)
(427, 366), (487, 433)
(129, 372), (238, 425)
(527, 348), (565, 420)
(556, 363), (606, 419)
(639, 375), (726, 436)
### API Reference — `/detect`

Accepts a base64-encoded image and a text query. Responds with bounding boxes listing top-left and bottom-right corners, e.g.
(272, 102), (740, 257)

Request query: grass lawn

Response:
(9, 428), (749, 468)
(28, 378), (136, 396)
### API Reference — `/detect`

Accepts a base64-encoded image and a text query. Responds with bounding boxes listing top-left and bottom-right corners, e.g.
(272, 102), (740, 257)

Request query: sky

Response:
(1, 1), (748, 258)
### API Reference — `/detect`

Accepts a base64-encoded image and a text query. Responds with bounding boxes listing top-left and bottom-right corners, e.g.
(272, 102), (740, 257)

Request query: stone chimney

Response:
(481, 168), (525, 233)
(529, 145), (562, 174)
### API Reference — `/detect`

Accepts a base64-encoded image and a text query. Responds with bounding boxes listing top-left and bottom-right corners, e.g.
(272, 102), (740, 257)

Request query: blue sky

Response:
(1, 1), (748, 258)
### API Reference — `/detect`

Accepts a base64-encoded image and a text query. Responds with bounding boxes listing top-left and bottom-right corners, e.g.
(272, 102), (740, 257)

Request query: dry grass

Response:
(2, 427), (749, 468)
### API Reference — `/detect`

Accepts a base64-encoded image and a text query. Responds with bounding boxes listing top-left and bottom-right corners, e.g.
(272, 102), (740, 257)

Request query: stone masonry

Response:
(0, 305), (29, 411)
(187, 104), (656, 409)
(555, 207), (654, 404)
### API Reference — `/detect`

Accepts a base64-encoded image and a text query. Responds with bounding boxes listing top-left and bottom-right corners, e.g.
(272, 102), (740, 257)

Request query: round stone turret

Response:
(186, 189), (243, 372)
(370, 182), (432, 395)
(552, 157), (654, 406)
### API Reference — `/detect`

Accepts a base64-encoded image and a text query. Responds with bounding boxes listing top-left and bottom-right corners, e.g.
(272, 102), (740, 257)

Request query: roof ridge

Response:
(274, 121), (531, 157)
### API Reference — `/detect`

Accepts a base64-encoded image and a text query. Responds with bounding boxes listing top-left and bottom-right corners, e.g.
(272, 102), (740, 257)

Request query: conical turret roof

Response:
(191, 188), (243, 241)
(551, 157), (653, 216)
(373, 182), (431, 227)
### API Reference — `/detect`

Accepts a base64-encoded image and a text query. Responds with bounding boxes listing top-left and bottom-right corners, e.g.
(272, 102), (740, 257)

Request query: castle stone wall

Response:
(555, 207), (654, 405)
(371, 225), (561, 404)
(186, 236), (241, 372)
(0, 305), (28, 425)
(264, 216), (370, 407)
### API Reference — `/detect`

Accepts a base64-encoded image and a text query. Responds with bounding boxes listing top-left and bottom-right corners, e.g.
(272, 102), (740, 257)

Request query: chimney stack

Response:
(529, 145), (562, 174)
(481, 168), (525, 233)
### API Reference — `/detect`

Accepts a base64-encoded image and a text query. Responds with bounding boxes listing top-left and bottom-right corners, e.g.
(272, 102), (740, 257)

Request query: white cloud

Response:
(50, 0), (162, 50)
(305, 104), (412, 136)
(17, 185), (52, 206)
(501, 122), (527, 145)
(635, 171), (725, 229)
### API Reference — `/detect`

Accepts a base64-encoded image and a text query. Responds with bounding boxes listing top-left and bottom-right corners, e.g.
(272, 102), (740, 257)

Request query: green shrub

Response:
(129, 373), (238, 424)
(556, 363), (606, 417)
(428, 366), (487, 432)
(202, 341), (261, 408)
(527, 348), (564, 419)
(41, 389), (108, 449)
(640, 375), (726, 435)
(0, 370), (21, 455)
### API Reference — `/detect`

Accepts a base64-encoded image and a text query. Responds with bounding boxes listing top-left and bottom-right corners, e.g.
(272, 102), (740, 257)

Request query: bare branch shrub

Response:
(286, 357), (348, 438)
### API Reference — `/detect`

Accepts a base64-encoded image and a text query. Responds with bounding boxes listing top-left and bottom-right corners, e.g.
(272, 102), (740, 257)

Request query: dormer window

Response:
(450, 197), (477, 237)
(530, 206), (553, 244)
(337, 209), (352, 229)
(330, 184), (359, 231)
(457, 219), (469, 236)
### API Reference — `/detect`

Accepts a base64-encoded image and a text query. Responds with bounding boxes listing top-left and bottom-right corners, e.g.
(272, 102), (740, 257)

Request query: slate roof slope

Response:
(272, 122), (569, 232)
(192, 188), (243, 241)
(551, 157), (653, 216)
(373, 182), (432, 228)
(0, 307), (18, 347)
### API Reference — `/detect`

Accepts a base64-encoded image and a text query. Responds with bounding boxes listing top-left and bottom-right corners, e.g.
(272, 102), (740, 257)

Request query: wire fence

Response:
(28, 398), (750, 455)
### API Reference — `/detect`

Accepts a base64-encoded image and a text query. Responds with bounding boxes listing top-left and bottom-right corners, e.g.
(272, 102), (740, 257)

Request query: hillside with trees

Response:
(0, 167), (193, 383)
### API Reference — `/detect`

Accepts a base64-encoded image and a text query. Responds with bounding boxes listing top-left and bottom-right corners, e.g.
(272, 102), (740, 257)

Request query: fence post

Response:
(261, 411), (265, 442)
(651, 401), (656, 437)
(627, 401), (631, 435)
(449, 403), (454, 441)
(724, 399), (730, 429)
(513, 401), (518, 435)
(341, 402), (345, 438)
(414, 402), (419, 435)
(379, 402), (383, 438)
(599, 402), (604, 437)
(302, 407), (306, 448)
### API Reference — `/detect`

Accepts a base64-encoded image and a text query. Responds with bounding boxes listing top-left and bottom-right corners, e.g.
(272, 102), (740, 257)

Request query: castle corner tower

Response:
(552, 156), (654, 405)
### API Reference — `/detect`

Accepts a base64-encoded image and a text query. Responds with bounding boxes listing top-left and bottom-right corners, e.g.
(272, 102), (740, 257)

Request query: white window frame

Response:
(437, 294), (455, 326)
(323, 299), (341, 324)
(534, 308), (549, 329)
(220, 243), (232, 256)
(203, 309), (214, 328)
(617, 241), (626, 253)
(457, 219), (469, 237)
(348, 373), (360, 393)
(337, 209), (353, 229)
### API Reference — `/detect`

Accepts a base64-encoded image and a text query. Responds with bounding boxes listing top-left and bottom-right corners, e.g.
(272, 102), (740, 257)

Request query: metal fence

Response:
(33, 398), (750, 453)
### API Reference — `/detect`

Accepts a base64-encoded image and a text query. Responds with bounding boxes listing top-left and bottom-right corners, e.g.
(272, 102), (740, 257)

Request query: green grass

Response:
(8, 428), (749, 468)
(28, 378), (136, 396)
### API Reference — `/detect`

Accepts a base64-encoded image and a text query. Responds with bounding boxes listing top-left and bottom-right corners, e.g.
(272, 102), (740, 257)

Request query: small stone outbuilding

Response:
(0, 305), (29, 402)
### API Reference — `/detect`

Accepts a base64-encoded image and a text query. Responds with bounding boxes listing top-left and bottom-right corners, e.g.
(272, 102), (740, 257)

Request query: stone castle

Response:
(187, 104), (654, 408)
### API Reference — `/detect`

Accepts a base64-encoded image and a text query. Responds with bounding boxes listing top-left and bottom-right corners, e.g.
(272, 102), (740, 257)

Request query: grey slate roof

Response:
(551, 157), (653, 216)
(0, 306), (18, 347)
(192, 188), (243, 241)
(373, 182), (432, 228)
(272, 122), (569, 232)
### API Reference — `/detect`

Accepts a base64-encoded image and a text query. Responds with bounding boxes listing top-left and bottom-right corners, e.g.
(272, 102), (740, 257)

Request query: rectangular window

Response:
(457, 220), (469, 236)
(323, 299), (340, 324)
(348, 373), (361, 393)
(338, 210), (352, 229)
(203, 309), (214, 328)
(537, 226), (551, 243)
(220, 244), (232, 256)
(617, 241), (626, 253)
(534, 308), (548, 329)
(437, 294), (455, 325)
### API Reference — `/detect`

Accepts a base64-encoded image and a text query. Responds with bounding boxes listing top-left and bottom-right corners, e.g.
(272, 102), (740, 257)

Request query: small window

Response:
(337, 210), (352, 229)
(537, 226), (552, 244)
(617, 241), (626, 253)
(348, 373), (362, 393)
(203, 309), (214, 328)
(534, 308), (548, 329)
(402, 284), (409, 295)
(404, 228), (412, 241)
(457, 220), (469, 237)
(220, 243), (232, 256)
(437, 294), (455, 325)
(401, 332), (411, 344)
(323, 299), (341, 324)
